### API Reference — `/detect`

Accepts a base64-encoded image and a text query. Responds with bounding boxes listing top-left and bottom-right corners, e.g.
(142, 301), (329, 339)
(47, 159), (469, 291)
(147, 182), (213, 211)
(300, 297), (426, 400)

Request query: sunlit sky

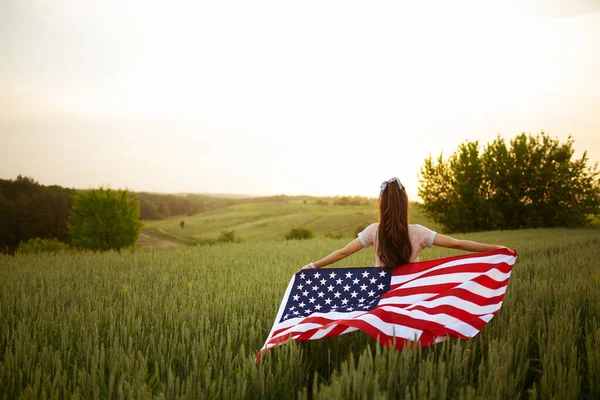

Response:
(1, 0), (599, 199)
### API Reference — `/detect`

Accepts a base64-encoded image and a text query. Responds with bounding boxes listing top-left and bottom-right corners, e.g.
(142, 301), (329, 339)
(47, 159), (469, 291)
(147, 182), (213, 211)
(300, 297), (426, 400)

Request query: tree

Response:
(418, 132), (600, 232)
(68, 187), (143, 251)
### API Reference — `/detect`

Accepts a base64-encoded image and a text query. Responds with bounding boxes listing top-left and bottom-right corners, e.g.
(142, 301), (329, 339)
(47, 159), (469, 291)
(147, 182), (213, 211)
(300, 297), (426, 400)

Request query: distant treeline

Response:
(136, 192), (235, 220)
(137, 193), (374, 219)
(0, 175), (375, 253)
(0, 176), (76, 253)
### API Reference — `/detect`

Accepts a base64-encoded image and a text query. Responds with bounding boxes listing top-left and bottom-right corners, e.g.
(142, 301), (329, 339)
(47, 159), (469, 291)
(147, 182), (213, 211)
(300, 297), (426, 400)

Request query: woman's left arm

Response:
(301, 238), (365, 270)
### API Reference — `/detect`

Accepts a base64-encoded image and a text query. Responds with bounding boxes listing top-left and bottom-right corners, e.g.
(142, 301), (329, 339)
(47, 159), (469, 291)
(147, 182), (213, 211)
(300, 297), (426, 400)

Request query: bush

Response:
(285, 227), (314, 240)
(325, 232), (343, 239)
(333, 196), (363, 206)
(418, 132), (600, 232)
(68, 187), (143, 251)
(187, 238), (216, 247)
(217, 230), (242, 243)
(188, 230), (242, 247)
(17, 238), (71, 255)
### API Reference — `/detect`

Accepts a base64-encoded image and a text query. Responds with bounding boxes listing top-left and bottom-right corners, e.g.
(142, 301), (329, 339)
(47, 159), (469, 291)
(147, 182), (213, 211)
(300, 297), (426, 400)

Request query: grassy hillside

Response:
(142, 202), (441, 245)
(0, 228), (598, 398)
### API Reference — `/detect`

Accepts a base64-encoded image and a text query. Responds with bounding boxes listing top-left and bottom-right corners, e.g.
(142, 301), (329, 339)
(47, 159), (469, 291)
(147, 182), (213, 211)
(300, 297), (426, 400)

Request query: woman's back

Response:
(300, 178), (506, 272)
(357, 223), (437, 267)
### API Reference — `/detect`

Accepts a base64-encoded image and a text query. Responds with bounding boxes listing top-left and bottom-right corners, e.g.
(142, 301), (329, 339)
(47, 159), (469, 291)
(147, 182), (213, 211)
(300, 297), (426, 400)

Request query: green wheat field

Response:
(1, 212), (599, 398)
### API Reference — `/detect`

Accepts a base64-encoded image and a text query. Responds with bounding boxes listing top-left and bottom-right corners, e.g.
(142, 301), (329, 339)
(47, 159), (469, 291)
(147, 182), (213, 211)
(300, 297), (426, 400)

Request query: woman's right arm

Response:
(433, 233), (506, 252)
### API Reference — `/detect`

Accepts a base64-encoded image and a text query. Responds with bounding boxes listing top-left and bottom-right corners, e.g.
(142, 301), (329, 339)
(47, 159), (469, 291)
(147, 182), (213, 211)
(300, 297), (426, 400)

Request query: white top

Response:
(357, 223), (437, 267)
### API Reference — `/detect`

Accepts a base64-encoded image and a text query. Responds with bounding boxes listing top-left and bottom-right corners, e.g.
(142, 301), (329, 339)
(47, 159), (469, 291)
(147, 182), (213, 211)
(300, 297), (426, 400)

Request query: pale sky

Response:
(1, 0), (599, 199)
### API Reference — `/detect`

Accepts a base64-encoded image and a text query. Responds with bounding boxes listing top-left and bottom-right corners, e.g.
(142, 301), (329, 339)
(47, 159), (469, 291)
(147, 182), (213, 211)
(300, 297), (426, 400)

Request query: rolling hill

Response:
(141, 201), (441, 245)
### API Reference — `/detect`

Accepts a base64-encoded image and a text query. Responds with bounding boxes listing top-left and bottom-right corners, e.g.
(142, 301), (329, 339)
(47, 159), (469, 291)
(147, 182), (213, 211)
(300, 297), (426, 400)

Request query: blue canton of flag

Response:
(279, 267), (391, 323)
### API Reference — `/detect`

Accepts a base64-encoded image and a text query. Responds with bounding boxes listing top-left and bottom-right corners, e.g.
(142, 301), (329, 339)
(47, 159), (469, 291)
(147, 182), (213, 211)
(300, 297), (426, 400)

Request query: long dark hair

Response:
(377, 180), (411, 269)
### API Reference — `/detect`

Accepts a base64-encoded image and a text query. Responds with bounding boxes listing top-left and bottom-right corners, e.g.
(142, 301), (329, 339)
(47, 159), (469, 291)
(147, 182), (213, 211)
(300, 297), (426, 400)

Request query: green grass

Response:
(143, 202), (441, 244)
(1, 227), (599, 398)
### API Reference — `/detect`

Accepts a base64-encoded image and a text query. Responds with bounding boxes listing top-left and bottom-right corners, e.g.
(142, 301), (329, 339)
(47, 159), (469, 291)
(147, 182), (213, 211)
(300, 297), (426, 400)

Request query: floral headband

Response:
(380, 177), (403, 195)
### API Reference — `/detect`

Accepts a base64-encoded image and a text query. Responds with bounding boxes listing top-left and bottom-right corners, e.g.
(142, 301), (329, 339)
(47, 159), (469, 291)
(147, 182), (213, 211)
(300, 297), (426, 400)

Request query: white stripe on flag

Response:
(444, 321), (482, 338)
(307, 324), (337, 339)
(355, 313), (423, 340)
(378, 306), (479, 337)
(271, 310), (369, 331)
(479, 314), (494, 323)
(404, 295), (503, 314)
(455, 281), (507, 298)
(308, 325), (359, 340)
(270, 323), (326, 341)
(379, 293), (437, 306)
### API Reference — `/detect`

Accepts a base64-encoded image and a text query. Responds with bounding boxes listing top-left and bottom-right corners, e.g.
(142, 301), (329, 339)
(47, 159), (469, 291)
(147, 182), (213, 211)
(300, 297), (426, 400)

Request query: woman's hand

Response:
(433, 234), (508, 253)
(300, 264), (313, 270)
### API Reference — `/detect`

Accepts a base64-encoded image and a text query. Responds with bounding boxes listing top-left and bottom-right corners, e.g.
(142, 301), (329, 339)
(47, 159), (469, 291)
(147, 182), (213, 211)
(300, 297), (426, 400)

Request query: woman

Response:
(301, 177), (506, 270)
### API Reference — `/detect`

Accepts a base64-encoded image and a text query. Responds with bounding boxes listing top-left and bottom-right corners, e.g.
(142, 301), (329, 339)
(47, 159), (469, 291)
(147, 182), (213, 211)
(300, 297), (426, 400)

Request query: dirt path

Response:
(136, 229), (180, 248)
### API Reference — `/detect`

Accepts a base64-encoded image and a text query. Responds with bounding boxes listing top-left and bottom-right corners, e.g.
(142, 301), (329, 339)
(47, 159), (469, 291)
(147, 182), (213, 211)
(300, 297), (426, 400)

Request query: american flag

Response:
(257, 247), (517, 361)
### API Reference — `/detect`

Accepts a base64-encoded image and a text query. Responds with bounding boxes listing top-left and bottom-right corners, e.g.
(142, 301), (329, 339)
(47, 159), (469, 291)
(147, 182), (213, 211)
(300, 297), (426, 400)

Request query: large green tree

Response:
(418, 132), (600, 232)
(68, 187), (143, 251)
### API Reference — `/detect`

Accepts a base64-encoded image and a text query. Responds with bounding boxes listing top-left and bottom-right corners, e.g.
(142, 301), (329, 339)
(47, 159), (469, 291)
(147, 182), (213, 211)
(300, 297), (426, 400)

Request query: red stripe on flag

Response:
(423, 288), (506, 307)
(382, 283), (457, 298)
(472, 275), (510, 290)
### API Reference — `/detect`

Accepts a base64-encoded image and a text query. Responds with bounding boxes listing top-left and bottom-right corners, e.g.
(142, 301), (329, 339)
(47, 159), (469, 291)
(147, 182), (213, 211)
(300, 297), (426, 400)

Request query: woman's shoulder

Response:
(409, 224), (438, 247)
(409, 223), (432, 231)
(408, 224), (436, 237)
(362, 222), (379, 235)
(357, 222), (379, 247)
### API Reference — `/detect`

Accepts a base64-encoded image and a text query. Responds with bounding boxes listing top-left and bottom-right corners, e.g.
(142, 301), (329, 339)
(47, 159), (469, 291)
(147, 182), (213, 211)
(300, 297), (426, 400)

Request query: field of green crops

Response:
(142, 202), (442, 245)
(1, 227), (599, 398)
